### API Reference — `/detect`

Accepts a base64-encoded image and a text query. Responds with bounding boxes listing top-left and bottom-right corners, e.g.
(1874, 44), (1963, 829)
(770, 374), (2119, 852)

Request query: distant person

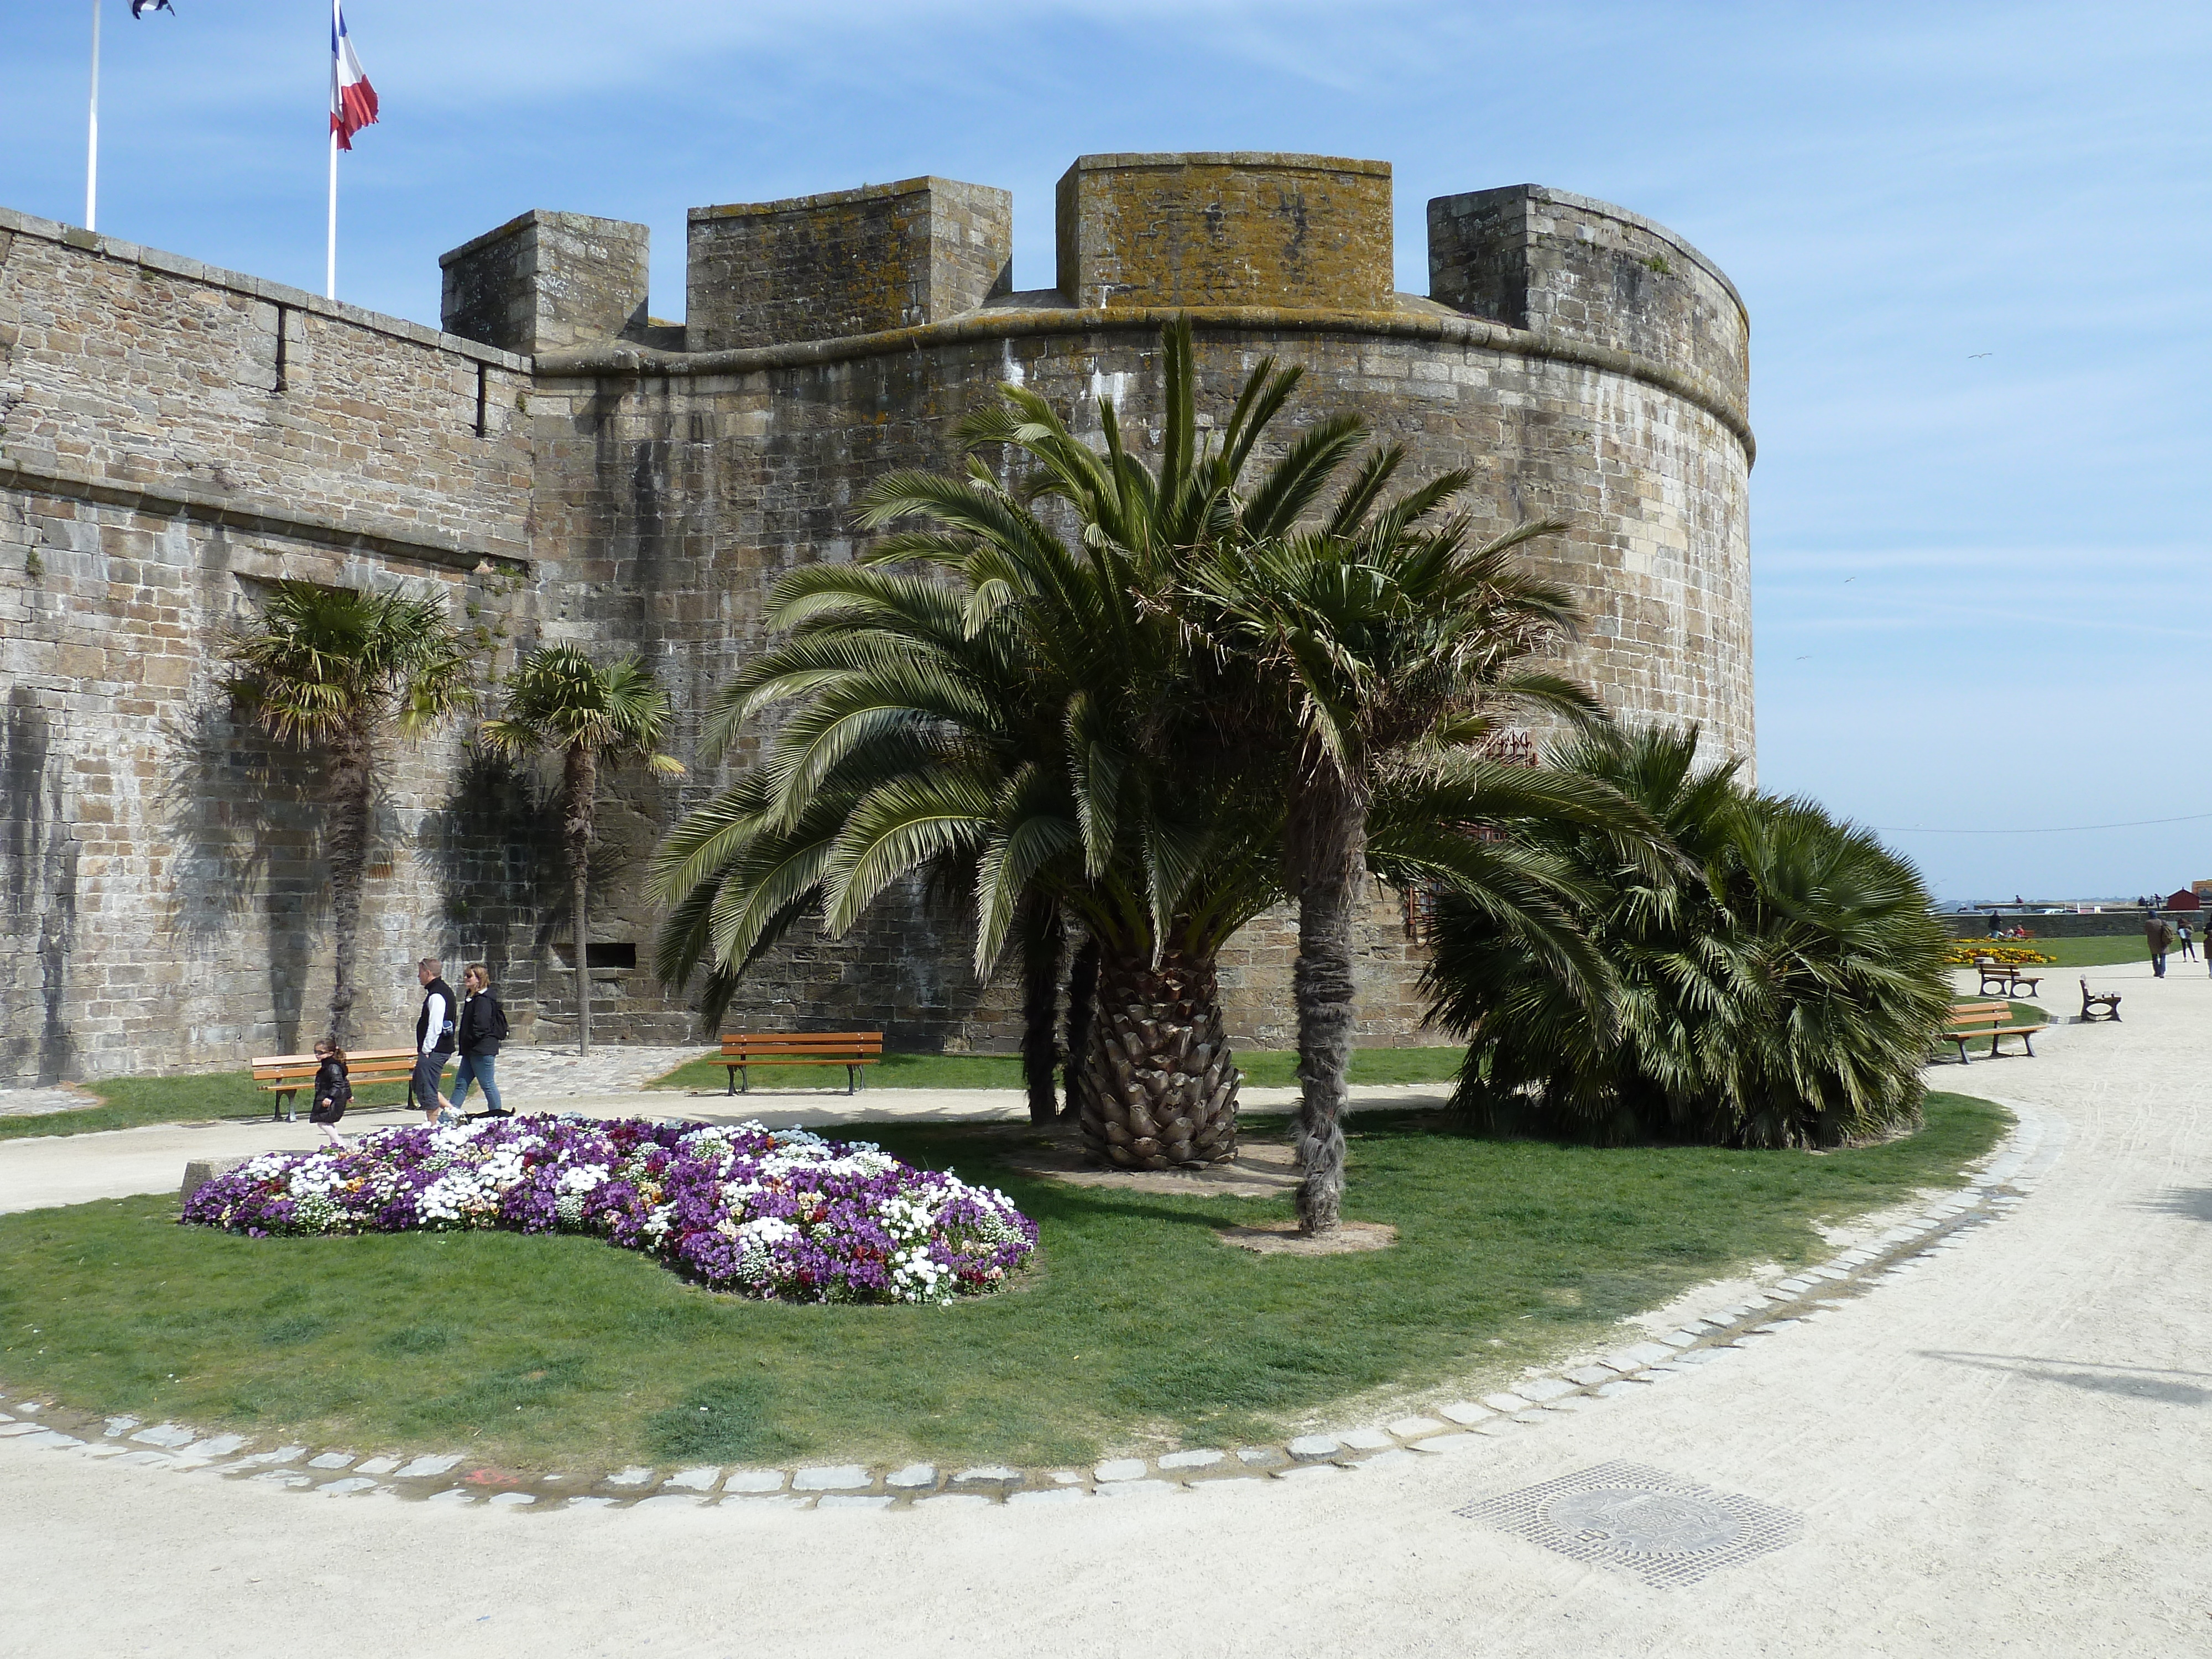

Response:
(309, 1038), (351, 1149)
(413, 957), (461, 1124)
(450, 962), (509, 1119)
(1988, 910), (2001, 937)
(2145, 914), (2173, 979)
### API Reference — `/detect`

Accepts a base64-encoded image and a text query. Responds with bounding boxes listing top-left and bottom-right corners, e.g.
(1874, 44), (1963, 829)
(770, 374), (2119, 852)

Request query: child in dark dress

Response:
(310, 1039), (352, 1149)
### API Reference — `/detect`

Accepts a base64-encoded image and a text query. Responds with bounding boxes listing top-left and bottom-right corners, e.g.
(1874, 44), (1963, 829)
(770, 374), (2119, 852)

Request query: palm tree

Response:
(482, 644), (684, 1055)
(652, 321), (1342, 1160)
(221, 581), (475, 1047)
(1423, 725), (1952, 1147)
(1192, 465), (1627, 1233)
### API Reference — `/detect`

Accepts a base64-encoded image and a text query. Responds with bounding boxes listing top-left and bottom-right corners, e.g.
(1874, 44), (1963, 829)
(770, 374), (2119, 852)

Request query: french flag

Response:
(330, 1), (378, 150)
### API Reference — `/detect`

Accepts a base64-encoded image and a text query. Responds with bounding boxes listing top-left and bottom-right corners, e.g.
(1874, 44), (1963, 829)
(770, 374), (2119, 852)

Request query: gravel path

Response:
(3, 962), (2205, 1655)
(0, 1084), (100, 1119)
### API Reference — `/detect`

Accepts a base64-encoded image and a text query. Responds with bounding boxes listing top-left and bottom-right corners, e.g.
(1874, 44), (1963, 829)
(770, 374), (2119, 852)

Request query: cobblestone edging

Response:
(0, 1105), (2060, 1515)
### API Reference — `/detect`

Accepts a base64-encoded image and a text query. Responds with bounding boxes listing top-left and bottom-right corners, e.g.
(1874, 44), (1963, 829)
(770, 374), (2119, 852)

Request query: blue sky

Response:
(4, 1), (2208, 902)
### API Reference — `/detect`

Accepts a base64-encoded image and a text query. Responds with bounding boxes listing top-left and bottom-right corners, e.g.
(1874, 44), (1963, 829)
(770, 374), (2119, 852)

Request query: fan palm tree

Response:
(1191, 465), (1629, 1233)
(481, 644), (684, 1055)
(1424, 724), (1952, 1147)
(221, 581), (475, 1047)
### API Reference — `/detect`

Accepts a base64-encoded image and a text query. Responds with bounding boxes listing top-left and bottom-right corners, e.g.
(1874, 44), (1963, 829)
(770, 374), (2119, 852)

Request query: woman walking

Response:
(309, 1038), (352, 1149)
(450, 962), (510, 1118)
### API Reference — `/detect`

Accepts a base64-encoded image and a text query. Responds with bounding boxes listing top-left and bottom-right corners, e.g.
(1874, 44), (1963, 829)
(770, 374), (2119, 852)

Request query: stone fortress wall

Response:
(0, 153), (1753, 1084)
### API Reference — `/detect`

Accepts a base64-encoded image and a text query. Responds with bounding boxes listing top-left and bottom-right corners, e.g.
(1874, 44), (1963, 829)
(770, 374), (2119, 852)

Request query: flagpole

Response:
(86, 0), (101, 232)
(326, 129), (338, 300)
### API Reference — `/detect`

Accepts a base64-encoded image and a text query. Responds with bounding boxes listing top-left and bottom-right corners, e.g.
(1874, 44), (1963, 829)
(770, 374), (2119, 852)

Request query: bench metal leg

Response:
(847, 1065), (857, 1096)
(726, 1065), (738, 1097)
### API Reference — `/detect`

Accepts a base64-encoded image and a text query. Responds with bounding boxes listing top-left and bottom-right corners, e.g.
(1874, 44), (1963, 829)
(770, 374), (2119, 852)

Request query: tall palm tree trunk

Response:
(323, 718), (374, 1049)
(1018, 895), (1064, 1126)
(565, 744), (598, 1056)
(1060, 934), (1099, 1120)
(1290, 765), (1366, 1234)
(1073, 940), (1239, 1168)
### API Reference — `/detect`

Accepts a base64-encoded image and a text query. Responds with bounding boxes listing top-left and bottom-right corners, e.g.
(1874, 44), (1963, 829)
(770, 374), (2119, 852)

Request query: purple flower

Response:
(179, 1114), (1038, 1305)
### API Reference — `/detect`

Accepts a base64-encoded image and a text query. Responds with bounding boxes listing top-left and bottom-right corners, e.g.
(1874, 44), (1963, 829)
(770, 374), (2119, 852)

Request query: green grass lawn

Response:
(1956, 933), (2157, 969)
(648, 1044), (1469, 1094)
(0, 1093), (2007, 1472)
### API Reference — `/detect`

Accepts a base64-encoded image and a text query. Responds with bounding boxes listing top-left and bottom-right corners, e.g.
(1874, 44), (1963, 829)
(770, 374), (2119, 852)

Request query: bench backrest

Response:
(251, 1046), (418, 1083)
(721, 1031), (884, 1061)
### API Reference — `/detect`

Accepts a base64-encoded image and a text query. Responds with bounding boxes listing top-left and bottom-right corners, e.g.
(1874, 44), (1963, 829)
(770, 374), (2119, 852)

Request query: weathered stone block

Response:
(440, 211), (651, 354)
(686, 178), (1011, 352)
(180, 1156), (248, 1204)
(1056, 152), (1393, 311)
(1427, 184), (1749, 400)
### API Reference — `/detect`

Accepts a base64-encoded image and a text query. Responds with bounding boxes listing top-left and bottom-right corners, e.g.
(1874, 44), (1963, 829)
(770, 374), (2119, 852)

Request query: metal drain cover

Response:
(1457, 1460), (1802, 1587)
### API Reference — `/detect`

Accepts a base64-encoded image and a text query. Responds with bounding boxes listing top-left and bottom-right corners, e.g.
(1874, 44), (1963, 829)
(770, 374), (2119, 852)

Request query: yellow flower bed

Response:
(1945, 938), (2057, 966)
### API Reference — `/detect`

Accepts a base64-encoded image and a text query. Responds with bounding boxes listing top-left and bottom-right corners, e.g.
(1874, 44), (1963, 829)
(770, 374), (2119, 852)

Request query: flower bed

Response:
(1943, 938), (2057, 966)
(181, 1116), (1037, 1305)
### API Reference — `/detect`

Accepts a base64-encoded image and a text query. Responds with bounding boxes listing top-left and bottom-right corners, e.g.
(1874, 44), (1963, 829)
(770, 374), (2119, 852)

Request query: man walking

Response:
(2180, 921), (2198, 962)
(2145, 912), (2173, 979)
(413, 957), (459, 1120)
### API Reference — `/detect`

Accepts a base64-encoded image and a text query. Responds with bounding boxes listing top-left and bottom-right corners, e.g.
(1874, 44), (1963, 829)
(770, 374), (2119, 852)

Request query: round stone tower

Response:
(460, 150), (1755, 1049)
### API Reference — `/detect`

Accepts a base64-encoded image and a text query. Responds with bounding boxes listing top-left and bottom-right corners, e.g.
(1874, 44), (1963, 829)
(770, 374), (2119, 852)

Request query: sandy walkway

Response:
(2, 962), (2204, 1655)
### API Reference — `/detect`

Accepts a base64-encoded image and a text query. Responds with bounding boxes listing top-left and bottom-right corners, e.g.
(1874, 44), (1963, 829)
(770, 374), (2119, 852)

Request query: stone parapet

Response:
(1429, 184), (1749, 405)
(0, 205), (529, 370)
(686, 178), (1012, 353)
(1055, 152), (1394, 311)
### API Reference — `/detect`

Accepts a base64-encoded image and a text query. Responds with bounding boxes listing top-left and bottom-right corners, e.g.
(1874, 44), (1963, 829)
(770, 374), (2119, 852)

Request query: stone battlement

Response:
(434, 154), (1747, 415)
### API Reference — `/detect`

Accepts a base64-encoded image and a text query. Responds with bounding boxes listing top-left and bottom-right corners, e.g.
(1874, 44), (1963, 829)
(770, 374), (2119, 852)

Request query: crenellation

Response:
(685, 178), (1013, 353)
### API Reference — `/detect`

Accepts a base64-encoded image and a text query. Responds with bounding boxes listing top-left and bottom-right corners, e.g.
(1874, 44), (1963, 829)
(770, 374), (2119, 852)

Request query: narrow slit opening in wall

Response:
(555, 942), (637, 971)
(473, 362), (488, 437)
(273, 304), (288, 393)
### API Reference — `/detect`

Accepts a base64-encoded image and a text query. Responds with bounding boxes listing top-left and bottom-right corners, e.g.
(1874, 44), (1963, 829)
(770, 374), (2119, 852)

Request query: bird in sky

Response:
(1968, 352), (1992, 359)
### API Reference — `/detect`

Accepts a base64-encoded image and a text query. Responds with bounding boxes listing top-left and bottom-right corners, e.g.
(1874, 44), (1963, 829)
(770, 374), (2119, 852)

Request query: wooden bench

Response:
(251, 1047), (419, 1121)
(1938, 1001), (2046, 1063)
(1974, 957), (2044, 998)
(719, 1032), (884, 1095)
(2079, 979), (2123, 1022)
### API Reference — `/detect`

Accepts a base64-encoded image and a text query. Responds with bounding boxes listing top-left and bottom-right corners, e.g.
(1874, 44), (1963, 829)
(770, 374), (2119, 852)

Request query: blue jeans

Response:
(451, 1051), (504, 1115)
